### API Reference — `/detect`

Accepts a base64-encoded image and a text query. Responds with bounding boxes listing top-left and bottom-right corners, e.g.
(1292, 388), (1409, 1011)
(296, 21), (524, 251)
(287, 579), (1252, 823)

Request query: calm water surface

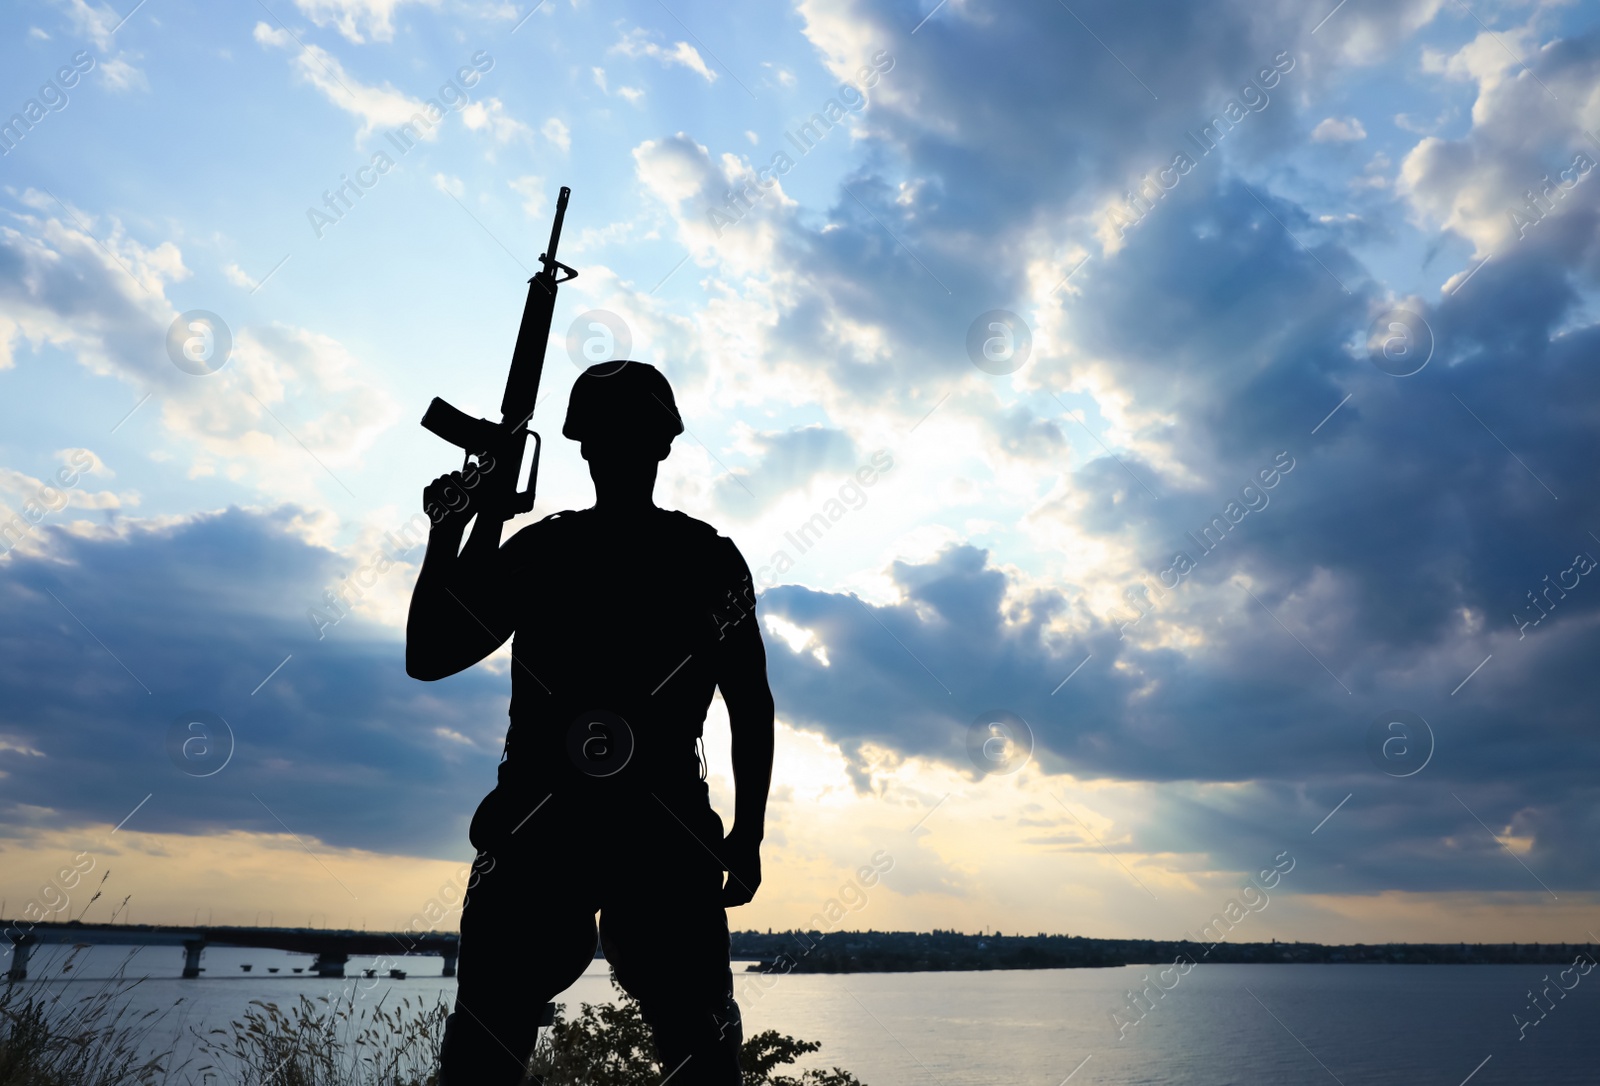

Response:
(14, 943), (1595, 1084)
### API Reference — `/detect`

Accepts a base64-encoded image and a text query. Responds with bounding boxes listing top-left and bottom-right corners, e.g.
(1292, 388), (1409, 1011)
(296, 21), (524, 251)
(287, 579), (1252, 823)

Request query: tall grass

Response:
(194, 989), (446, 1086)
(5, 960), (865, 1086)
(0, 944), (185, 1086)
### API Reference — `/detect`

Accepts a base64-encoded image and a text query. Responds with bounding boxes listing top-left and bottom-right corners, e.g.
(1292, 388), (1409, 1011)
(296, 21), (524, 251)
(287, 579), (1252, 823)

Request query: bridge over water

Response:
(3, 920), (459, 980)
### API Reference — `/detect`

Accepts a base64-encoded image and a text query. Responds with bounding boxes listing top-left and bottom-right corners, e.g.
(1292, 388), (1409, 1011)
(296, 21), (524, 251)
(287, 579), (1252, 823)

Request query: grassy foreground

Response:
(1, 958), (866, 1086)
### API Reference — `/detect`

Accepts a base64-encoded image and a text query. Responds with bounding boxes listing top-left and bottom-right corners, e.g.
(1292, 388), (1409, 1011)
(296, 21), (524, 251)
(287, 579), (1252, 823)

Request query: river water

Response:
(9, 942), (1594, 1084)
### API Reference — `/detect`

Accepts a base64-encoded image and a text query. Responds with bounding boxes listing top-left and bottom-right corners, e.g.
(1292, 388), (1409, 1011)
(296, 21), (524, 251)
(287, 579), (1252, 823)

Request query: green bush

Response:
(529, 973), (865, 1086)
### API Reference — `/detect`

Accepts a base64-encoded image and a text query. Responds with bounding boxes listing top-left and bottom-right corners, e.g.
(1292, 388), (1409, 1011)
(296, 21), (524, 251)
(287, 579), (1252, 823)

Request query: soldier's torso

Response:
(501, 507), (750, 792)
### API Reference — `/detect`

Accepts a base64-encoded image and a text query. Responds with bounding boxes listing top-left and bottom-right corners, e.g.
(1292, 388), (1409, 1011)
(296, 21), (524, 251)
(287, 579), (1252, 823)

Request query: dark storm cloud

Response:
(0, 510), (507, 859)
(757, 528), (1600, 892)
(1072, 197), (1600, 667)
(766, 0), (1441, 398)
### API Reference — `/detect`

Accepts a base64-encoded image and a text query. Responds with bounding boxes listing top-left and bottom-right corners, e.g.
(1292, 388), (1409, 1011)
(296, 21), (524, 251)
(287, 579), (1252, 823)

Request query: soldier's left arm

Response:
(715, 541), (774, 905)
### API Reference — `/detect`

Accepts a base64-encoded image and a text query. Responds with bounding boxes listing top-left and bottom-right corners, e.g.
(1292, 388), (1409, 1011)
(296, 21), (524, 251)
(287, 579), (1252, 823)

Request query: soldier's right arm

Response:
(404, 470), (522, 680)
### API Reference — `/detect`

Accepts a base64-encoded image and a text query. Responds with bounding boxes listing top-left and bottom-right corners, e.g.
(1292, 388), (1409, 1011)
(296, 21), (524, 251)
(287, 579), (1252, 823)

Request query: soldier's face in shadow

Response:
(580, 432), (672, 498)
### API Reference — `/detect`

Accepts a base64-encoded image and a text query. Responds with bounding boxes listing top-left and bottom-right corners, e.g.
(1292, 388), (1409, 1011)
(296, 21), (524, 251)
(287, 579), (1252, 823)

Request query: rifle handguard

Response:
(508, 431), (540, 516)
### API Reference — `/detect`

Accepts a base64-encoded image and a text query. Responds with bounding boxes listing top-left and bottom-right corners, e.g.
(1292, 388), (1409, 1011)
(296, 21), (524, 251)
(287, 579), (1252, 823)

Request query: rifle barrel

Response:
(544, 186), (571, 268)
(500, 186), (571, 425)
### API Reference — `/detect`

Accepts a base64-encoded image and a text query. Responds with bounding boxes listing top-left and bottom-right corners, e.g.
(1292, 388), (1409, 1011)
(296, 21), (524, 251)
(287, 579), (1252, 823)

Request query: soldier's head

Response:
(563, 359), (682, 469)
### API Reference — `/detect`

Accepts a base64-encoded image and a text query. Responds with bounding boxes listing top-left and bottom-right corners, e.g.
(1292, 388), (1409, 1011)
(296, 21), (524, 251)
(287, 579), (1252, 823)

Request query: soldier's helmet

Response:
(562, 360), (684, 450)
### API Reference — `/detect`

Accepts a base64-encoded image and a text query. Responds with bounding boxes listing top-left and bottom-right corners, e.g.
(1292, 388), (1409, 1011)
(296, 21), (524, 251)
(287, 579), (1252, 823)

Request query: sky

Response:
(2, 0), (1600, 947)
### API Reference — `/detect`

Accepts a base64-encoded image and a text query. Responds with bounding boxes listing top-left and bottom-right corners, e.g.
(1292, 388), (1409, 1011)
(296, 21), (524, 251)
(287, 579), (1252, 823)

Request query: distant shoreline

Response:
(728, 930), (1598, 973)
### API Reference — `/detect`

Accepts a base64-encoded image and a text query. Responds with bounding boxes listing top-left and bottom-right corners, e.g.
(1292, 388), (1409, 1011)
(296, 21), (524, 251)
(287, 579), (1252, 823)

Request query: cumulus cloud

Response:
(57, 0), (117, 52)
(508, 174), (545, 218)
(1307, 0), (1446, 66)
(1312, 115), (1368, 141)
(0, 450), (132, 560)
(1400, 24), (1600, 259)
(591, 65), (644, 103)
(0, 192), (188, 378)
(630, 132), (797, 287)
(221, 262), (255, 289)
(0, 194), (398, 504)
(460, 97), (532, 143)
(96, 55), (148, 92)
(542, 116), (571, 152)
(156, 322), (400, 497)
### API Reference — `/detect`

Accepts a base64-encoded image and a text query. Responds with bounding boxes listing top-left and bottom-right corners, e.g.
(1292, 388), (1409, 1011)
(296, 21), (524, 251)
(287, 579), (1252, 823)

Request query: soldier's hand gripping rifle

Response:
(420, 185), (576, 562)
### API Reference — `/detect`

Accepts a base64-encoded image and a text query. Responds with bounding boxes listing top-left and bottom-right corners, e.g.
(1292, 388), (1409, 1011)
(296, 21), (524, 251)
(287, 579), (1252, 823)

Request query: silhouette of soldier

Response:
(407, 361), (773, 1086)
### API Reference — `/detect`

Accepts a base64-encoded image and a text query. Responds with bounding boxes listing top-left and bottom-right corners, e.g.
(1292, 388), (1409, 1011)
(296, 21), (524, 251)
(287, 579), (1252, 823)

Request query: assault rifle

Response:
(420, 185), (576, 560)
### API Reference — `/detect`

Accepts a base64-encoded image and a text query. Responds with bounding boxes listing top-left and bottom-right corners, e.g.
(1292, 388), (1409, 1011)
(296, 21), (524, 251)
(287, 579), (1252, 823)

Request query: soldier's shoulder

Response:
(662, 508), (723, 538)
(502, 509), (582, 552)
(662, 509), (744, 552)
(663, 511), (751, 580)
